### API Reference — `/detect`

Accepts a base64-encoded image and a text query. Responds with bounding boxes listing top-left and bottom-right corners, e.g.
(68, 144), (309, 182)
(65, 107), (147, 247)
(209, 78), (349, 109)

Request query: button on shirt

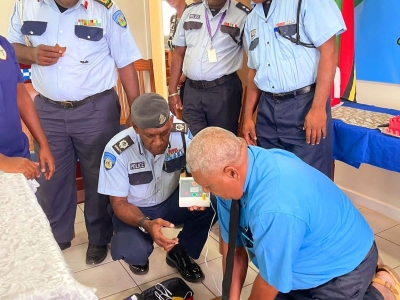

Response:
(244, 0), (346, 93)
(218, 146), (374, 293)
(173, 0), (248, 81)
(8, 0), (141, 101)
(0, 36), (29, 159)
(98, 122), (192, 208)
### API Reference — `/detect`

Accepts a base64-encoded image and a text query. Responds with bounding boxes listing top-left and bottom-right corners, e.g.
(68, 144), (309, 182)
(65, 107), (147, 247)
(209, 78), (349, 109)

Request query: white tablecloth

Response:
(0, 172), (98, 300)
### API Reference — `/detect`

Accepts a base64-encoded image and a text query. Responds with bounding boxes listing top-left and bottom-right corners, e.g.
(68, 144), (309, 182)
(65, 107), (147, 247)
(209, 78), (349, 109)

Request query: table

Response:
(0, 172), (97, 300)
(332, 101), (400, 173)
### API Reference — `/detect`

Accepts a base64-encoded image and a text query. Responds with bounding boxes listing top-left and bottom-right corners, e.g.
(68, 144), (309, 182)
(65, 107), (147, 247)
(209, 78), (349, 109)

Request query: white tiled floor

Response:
(65, 203), (400, 299)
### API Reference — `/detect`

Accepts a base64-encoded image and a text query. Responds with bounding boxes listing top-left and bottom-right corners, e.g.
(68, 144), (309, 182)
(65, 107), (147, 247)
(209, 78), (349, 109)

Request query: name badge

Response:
(207, 47), (217, 63)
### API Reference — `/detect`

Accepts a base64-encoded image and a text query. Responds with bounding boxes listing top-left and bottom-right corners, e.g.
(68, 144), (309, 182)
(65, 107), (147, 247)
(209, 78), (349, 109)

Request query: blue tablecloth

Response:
(332, 101), (400, 173)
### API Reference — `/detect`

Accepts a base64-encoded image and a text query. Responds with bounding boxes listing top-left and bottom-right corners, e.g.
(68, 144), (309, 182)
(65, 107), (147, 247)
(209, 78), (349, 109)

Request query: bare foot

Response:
(372, 270), (397, 300)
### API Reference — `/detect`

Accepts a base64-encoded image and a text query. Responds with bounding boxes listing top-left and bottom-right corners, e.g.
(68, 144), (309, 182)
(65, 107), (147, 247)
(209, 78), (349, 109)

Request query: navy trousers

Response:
(34, 90), (121, 245)
(183, 74), (243, 136)
(109, 188), (218, 266)
(275, 242), (383, 300)
(256, 91), (333, 178)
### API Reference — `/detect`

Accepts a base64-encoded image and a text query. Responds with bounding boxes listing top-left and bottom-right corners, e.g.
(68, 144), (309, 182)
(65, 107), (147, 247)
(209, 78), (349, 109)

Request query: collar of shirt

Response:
(242, 146), (256, 197)
(253, 0), (276, 20)
(203, 0), (231, 16)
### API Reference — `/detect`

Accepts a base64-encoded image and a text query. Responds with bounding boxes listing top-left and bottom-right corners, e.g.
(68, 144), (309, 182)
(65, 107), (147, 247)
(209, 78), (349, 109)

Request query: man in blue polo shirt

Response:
(187, 127), (400, 300)
(0, 35), (54, 180)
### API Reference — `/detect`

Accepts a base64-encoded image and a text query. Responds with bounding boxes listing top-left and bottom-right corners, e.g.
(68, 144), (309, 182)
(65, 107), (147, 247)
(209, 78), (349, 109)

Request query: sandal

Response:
(372, 264), (400, 300)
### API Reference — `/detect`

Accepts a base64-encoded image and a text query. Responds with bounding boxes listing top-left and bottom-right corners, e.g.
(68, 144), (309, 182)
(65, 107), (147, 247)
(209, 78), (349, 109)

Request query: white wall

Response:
(0, 1), (15, 37)
(336, 81), (400, 221)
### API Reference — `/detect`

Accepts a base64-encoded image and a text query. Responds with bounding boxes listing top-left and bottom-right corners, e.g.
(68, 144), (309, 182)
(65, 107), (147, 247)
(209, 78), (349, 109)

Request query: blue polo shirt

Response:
(0, 35), (29, 158)
(218, 146), (374, 293)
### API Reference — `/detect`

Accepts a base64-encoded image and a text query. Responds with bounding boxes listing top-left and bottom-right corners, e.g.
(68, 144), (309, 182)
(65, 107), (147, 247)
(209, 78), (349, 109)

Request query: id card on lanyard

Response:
(204, 0), (230, 63)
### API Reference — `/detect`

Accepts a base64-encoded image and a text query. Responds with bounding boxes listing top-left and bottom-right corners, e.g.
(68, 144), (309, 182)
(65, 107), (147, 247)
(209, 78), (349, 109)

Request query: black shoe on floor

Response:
(129, 259), (149, 275)
(166, 249), (205, 283)
(86, 244), (108, 265)
(58, 241), (71, 251)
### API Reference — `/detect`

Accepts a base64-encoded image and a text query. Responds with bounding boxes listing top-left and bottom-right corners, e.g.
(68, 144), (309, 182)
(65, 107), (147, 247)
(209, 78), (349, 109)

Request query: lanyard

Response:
(204, 0), (230, 46)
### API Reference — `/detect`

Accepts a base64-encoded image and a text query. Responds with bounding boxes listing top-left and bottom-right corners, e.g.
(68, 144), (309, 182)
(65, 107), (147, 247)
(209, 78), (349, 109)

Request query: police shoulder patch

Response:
(103, 152), (116, 170)
(112, 10), (127, 28)
(112, 135), (134, 155)
(236, 2), (251, 14)
(94, 0), (113, 9)
(172, 123), (188, 134)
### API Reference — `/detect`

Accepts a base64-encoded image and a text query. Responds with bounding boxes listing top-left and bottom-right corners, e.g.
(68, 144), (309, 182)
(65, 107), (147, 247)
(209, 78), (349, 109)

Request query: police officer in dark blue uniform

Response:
(0, 35), (54, 180)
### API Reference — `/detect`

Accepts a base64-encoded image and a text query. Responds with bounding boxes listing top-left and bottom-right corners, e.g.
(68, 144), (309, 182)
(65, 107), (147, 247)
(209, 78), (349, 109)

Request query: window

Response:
(162, 0), (176, 36)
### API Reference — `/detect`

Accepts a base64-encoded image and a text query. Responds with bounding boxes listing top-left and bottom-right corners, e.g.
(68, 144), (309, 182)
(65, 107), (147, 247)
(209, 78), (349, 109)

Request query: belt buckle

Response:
(61, 101), (75, 109)
(273, 93), (285, 100)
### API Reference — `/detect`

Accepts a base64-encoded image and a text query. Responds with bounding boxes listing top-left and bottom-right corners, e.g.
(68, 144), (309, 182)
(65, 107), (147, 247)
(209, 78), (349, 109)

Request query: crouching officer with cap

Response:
(98, 93), (217, 282)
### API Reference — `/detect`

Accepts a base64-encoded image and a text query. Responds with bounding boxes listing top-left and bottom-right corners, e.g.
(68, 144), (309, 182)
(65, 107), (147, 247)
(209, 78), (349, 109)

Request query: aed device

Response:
(179, 177), (210, 207)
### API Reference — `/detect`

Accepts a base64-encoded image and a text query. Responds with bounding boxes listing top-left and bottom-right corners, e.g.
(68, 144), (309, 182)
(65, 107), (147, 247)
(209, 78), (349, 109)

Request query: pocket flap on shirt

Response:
(74, 25), (103, 41)
(21, 21), (47, 36)
(249, 37), (259, 51)
(183, 21), (203, 30)
(129, 171), (153, 186)
(277, 24), (297, 36)
(220, 25), (240, 37)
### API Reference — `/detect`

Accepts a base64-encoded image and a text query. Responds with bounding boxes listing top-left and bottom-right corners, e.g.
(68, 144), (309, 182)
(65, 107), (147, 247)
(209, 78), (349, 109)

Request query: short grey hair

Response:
(187, 127), (243, 175)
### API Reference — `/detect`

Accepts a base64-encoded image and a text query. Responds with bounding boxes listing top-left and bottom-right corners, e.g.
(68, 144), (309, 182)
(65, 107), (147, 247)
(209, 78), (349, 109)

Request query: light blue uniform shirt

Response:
(244, 0), (346, 93)
(173, 0), (249, 81)
(98, 120), (192, 208)
(8, 0), (141, 101)
(218, 146), (374, 293)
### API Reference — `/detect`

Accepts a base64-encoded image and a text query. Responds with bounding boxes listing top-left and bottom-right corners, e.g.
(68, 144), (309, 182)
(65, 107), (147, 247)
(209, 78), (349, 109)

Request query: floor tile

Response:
(377, 224), (400, 246)
(359, 207), (399, 234)
(74, 261), (137, 299)
(121, 247), (178, 286)
(375, 236), (400, 268)
(71, 221), (89, 246)
(75, 206), (85, 223)
(241, 284), (253, 299)
(249, 261), (259, 273)
(195, 237), (222, 265)
(212, 221), (219, 230)
(138, 273), (215, 299)
(210, 229), (219, 242)
(63, 242), (113, 272)
(78, 202), (85, 212)
(201, 257), (258, 297)
(100, 287), (142, 300)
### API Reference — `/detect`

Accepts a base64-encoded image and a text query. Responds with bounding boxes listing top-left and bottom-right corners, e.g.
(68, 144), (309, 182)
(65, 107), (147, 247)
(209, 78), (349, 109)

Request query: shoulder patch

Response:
(172, 123), (188, 134)
(103, 152), (116, 170)
(186, 1), (202, 9)
(112, 10), (127, 28)
(236, 2), (251, 14)
(112, 136), (134, 154)
(94, 0), (113, 9)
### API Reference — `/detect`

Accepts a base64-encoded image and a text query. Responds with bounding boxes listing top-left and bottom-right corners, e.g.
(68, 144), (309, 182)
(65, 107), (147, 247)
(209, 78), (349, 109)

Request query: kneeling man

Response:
(187, 127), (400, 300)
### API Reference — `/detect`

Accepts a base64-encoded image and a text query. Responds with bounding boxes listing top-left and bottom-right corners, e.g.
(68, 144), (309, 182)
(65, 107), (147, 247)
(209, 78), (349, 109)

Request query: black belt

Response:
(265, 83), (316, 100)
(40, 88), (113, 109)
(187, 73), (237, 89)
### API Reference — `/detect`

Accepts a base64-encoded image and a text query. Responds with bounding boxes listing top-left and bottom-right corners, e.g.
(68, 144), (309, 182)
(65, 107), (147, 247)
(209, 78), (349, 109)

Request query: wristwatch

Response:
(138, 216), (150, 233)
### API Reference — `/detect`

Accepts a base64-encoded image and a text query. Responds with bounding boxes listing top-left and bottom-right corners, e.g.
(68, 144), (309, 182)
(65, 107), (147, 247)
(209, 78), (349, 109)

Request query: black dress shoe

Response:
(86, 244), (108, 265)
(129, 259), (149, 275)
(58, 241), (71, 251)
(166, 249), (205, 283)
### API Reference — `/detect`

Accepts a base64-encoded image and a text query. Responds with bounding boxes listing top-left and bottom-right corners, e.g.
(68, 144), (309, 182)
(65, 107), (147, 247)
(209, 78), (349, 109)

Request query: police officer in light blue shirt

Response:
(98, 93), (217, 283)
(241, 0), (346, 178)
(8, 0), (141, 264)
(187, 127), (400, 300)
(168, 0), (250, 136)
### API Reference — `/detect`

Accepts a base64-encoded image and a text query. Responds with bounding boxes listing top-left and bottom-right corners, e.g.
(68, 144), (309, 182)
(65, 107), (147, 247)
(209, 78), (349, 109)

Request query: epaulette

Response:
(94, 0), (113, 9)
(171, 123), (188, 134)
(236, 2), (251, 14)
(186, 1), (202, 9)
(112, 135), (134, 154)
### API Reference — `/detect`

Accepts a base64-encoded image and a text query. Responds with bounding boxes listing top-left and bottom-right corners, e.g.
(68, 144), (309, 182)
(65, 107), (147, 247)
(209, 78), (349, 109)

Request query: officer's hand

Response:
(241, 118), (257, 146)
(38, 145), (55, 180)
(168, 94), (183, 117)
(188, 206), (206, 211)
(304, 106), (327, 145)
(33, 44), (63, 66)
(0, 157), (40, 180)
(146, 218), (179, 252)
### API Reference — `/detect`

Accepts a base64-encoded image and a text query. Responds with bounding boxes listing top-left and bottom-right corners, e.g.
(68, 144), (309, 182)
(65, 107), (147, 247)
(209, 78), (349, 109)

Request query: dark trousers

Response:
(183, 74), (242, 136)
(276, 242), (383, 300)
(109, 188), (218, 266)
(34, 90), (121, 245)
(256, 91), (333, 177)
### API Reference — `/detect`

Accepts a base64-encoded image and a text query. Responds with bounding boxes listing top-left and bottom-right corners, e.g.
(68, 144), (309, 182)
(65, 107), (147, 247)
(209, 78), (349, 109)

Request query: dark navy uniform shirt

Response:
(0, 35), (29, 158)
